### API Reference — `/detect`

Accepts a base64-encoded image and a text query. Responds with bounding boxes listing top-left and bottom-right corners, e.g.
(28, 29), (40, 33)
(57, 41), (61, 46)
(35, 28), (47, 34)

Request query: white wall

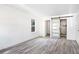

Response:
(67, 14), (76, 40)
(75, 13), (79, 44)
(71, 13), (79, 44)
(0, 5), (40, 50)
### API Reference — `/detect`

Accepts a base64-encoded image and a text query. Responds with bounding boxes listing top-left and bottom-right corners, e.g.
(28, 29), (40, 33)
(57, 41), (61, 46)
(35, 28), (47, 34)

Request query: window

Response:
(31, 19), (35, 32)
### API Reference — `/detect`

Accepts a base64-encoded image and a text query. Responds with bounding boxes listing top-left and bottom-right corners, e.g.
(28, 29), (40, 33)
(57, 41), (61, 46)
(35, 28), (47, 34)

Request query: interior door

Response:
(60, 19), (67, 38)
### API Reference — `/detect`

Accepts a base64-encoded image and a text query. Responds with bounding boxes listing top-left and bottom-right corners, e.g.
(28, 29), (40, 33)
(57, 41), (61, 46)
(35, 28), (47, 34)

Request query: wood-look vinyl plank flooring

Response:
(0, 37), (79, 54)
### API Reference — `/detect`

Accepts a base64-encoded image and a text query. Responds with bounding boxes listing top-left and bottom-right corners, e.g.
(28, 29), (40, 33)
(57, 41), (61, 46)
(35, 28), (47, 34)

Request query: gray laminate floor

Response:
(0, 37), (79, 54)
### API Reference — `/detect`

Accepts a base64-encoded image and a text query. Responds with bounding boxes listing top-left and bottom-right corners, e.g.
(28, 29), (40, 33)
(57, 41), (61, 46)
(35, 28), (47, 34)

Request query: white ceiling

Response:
(25, 4), (79, 16)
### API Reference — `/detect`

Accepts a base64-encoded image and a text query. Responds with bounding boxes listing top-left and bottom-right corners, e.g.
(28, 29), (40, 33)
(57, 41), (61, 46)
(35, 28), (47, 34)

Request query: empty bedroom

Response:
(0, 4), (79, 54)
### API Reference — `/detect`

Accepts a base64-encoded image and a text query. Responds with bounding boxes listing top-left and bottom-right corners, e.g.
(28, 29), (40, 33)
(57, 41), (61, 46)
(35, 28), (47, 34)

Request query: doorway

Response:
(60, 19), (67, 39)
(45, 20), (50, 37)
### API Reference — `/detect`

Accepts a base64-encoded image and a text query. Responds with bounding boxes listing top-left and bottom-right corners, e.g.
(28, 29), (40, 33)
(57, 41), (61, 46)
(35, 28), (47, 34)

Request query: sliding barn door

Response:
(50, 18), (60, 39)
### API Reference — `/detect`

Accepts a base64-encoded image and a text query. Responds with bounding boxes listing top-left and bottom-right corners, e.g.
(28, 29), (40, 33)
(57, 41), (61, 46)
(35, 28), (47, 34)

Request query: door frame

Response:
(45, 20), (50, 37)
